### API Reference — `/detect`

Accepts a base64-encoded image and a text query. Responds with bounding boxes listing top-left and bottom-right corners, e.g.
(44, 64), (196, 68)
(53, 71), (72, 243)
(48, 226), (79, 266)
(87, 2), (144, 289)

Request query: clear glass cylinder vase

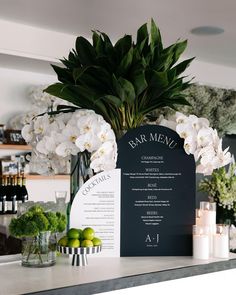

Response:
(66, 152), (94, 229)
(21, 231), (56, 267)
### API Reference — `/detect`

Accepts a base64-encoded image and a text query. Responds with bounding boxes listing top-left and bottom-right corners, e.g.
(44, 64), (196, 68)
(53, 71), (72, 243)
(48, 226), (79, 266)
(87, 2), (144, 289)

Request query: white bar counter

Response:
(1, 254), (236, 295)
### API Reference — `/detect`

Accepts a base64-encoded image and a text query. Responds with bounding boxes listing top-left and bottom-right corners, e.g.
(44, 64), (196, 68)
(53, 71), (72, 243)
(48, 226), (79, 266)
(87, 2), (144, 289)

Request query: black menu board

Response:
(117, 125), (195, 256)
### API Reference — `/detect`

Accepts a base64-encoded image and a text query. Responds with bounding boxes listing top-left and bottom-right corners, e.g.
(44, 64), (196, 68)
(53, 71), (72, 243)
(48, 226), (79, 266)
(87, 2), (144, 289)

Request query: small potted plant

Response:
(9, 205), (66, 267)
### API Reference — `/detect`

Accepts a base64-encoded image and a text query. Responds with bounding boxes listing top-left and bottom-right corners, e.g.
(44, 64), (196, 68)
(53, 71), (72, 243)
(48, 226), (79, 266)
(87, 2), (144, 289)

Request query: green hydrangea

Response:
(199, 164), (236, 211)
(9, 205), (67, 238)
(149, 84), (236, 136)
(182, 84), (236, 136)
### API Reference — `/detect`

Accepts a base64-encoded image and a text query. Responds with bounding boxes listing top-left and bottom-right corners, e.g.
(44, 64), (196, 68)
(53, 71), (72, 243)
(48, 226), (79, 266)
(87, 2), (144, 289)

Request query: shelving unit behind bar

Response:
(0, 144), (31, 150)
(0, 144), (31, 157)
(0, 144), (69, 179)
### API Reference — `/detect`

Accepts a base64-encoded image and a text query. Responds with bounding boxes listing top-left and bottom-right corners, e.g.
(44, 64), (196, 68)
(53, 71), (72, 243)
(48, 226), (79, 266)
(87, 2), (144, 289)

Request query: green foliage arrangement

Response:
(199, 164), (236, 224)
(183, 84), (236, 136)
(9, 205), (66, 238)
(152, 84), (236, 136)
(45, 19), (194, 137)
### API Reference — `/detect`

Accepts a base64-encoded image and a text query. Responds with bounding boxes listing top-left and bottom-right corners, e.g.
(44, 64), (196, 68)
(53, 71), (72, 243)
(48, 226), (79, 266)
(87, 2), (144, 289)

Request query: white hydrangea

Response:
(158, 112), (232, 175)
(22, 110), (117, 175)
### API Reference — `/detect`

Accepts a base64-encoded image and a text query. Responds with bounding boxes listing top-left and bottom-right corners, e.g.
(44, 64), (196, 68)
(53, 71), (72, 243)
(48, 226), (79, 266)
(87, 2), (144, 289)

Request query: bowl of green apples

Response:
(57, 227), (102, 266)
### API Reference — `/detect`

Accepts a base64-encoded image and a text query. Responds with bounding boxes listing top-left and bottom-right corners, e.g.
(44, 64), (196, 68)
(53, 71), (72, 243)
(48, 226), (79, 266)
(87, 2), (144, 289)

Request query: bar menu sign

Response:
(117, 125), (195, 256)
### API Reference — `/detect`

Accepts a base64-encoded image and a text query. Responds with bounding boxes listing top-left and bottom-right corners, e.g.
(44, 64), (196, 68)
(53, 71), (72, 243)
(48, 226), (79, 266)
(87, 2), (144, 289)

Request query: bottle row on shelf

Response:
(0, 174), (28, 214)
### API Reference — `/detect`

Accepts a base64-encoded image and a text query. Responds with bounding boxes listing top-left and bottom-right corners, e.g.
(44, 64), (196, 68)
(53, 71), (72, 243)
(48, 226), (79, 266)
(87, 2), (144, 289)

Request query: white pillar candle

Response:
(201, 210), (216, 226)
(199, 202), (216, 256)
(193, 225), (209, 260)
(200, 202), (216, 226)
(213, 225), (229, 259)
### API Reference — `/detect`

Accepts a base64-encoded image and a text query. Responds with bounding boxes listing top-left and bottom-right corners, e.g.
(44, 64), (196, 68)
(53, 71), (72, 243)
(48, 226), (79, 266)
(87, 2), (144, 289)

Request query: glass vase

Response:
(21, 231), (56, 267)
(67, 152), (93, 229)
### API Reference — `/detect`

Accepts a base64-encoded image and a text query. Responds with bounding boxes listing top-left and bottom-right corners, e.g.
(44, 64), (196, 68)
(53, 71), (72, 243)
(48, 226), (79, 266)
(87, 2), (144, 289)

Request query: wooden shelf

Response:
(0, 144), (32, 157)
(0, 145), (69, 180)
(26, 174), (70, 180)
(0, 144), (31, 151)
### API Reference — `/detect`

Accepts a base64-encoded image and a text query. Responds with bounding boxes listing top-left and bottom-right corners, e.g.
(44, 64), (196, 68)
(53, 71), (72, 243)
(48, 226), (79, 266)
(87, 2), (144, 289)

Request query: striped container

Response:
(57, 245), (102, 266)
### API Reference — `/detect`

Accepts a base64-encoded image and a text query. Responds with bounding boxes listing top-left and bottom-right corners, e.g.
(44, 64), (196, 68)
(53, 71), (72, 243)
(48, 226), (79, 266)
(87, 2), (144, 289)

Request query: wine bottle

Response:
(0, 175), (7, 214)
(6, 175), (17, 214)
(5, 175), (11, 213)
(16, 175), (28, 204)
(21, 175), (28, 202)
(16, 174), (21, 200)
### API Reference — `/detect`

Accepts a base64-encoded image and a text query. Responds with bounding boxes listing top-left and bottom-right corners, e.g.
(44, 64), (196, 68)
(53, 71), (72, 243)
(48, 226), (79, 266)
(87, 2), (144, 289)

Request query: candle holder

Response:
(193, 225), (210, 260)
(200, 201), (216, 211)
(199, 202), (216, 226)
(213, 224), (229, 259)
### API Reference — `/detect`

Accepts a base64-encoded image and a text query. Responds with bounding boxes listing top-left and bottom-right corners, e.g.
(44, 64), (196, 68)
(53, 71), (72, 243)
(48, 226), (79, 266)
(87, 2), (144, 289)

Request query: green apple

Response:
(81, 240), (93, 247)
(67, 228), (80, 239)
(67, 238), (80, 248)
(82, 227), (95, 240)
(92, 237), (102, 246)
(58, 236), (68, 247)
(78, 229), (83, 237)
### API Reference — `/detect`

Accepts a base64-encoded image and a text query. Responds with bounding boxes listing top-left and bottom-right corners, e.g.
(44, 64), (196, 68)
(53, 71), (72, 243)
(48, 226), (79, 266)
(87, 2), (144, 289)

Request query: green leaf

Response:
(72, 67), (86, 83)
(44, 83), (98, 109)
(117, 47), (133, 76)
(171, 40), (188, 66)
(75, 36), (96, 66)
(60, 52), (80, 69)
(129, 64), (147, 96)
(149, 70), (169, 88)
(101, 95), (122, 107)
(51, 65), (74, 84)
(167, 68), (177, 82)
(73, 65), (112, 92)
(44, 83), (78, 103)
(92, 31), (104, 56)
(92, 31), (100, 48)
(132, 47), (141, 63)
(112, 75), (136, 103)
(138, 37), (149, 55)
(118, 77), (136, 103)
(150, 18), (163, 53)
(114, 35), (132, 60)
(174, 57), (195, 76)
(112, 75), (125, 101)
(169, 95), (191, 106)
(136, 23), (148, 44)
(101, 32), (114, 54)
(151, 47), (174, 71)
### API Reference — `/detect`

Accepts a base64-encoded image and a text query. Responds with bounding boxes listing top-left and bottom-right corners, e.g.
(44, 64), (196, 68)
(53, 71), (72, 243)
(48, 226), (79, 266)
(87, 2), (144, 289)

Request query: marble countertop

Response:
(1, 254), (236, 295)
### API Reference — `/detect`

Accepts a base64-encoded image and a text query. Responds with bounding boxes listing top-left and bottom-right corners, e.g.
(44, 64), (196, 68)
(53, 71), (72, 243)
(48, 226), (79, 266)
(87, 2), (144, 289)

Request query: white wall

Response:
(26, 179), (70, 203)
(0, 20), (75, 61)
(186, 58), (236, 89)
(0, 67), (56, 125)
